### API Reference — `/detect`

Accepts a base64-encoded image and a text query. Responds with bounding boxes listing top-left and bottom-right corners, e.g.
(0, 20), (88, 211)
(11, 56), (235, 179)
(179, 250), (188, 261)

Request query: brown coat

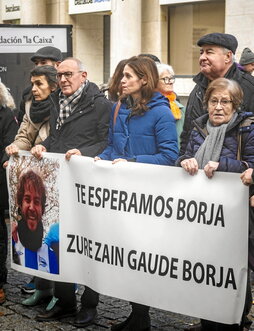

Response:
(13, 100), (50, 150)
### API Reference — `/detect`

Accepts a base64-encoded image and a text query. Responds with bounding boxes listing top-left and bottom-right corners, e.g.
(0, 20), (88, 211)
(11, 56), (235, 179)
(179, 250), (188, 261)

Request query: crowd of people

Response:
(1, 32), (254, 331)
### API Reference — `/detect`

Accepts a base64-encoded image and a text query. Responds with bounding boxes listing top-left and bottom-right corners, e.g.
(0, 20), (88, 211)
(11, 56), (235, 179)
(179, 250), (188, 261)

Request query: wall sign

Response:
(69, 0), (111, 15)
(2, 0), (21, 20)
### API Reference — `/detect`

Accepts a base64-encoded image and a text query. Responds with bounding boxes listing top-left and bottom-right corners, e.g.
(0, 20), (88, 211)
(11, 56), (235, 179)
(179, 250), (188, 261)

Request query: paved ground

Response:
(1, 219), (254, 330)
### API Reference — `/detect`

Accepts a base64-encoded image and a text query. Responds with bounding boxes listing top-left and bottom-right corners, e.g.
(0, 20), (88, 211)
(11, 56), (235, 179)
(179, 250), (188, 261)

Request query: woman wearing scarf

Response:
(157, 63), (186, 149)
(177, 78), (254, 331)
(6, 65), (57, 154)
(5, 65), (58, 308)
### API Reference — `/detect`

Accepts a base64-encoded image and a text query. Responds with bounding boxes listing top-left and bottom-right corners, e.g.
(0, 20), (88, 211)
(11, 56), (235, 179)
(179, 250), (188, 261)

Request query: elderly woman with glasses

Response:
(177, 77), (254, 331)
(156, 63), (186, 148)
(177, 77), (254, 179)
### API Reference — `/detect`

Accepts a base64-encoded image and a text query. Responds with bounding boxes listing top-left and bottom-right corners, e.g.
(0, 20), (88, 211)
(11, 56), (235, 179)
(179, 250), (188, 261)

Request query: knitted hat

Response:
(30, 46), (63, 62)
(239, 47), (254, 65)
(197, 32), (238, 54)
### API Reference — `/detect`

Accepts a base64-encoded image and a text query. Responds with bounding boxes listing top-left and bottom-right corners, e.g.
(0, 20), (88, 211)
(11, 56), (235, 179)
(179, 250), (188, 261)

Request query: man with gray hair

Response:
(31, 57), (111, 327)
(180, 32), (254, 155)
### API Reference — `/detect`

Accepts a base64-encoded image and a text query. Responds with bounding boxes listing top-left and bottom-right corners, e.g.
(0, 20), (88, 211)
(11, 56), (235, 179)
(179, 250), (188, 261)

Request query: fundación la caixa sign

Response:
(69, 0), (111, 15)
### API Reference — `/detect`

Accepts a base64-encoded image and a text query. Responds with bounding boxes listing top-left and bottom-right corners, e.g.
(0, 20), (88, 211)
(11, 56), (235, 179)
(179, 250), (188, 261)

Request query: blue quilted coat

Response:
(177, 112), (254, 173)
(99, 92), (179, 165)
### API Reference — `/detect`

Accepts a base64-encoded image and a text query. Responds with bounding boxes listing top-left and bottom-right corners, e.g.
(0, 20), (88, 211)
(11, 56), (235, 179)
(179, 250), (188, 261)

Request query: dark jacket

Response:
(0, 106), (18, 209)
(180, 62), (254, 155)
(177, 112), (254, 173)
(43, 81), (111, 156)
(99, 92), (179, 165)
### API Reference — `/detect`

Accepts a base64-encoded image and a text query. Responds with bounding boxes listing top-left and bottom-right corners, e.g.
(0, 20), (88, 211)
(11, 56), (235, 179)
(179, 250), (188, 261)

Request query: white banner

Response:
(8, 152), (249, 324)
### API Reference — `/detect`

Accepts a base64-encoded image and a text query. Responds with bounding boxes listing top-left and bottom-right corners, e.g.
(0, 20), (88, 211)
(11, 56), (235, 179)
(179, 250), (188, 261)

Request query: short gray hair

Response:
(222, 48), (235, 63)
(156, 63), (175, 76)
(63, 57), (86, 72)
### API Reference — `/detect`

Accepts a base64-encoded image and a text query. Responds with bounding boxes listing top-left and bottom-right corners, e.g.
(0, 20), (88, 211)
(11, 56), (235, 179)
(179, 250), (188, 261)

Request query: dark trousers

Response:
(130, 302), (150, 315)
(81, 286), (99, 309)
(0, 209), (7, 288)
(35, 277), (54, 291)
(54, 282), (99, 309)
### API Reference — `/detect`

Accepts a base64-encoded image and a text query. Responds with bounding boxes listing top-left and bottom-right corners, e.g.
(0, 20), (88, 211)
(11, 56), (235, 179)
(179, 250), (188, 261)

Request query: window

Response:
(168, 1), (225, 76)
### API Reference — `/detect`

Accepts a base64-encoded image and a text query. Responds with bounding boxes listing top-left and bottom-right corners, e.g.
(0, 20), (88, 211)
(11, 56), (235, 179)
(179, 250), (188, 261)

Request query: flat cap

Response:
(197, 32), (238, 54)
(239, 47), (254, 65)
(31, 46), (63, 62)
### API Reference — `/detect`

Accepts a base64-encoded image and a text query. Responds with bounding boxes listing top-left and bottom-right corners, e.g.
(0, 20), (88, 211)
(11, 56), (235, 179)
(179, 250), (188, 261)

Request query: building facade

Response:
(0, 0), (254, 98)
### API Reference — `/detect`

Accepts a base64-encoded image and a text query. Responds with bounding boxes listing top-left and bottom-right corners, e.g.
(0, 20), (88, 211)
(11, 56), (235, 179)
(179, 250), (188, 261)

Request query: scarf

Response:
(29, 97), (51, 123)
(56, 82), (86, 129)
(166, 92), (182, 120)
(195, 112), (238, 169)
(17, 218), (44, 252)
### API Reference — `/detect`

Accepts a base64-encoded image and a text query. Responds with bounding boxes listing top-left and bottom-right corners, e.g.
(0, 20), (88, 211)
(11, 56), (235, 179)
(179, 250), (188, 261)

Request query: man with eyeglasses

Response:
(31, 57), (111, 327)
(180, 32), (254, 156)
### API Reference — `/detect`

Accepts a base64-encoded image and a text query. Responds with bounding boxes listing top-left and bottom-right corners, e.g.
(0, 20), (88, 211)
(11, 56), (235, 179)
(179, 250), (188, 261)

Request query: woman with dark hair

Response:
(177, 78), (254, 331)
(108, 59), (128, 102)
(6, 65), (57, 154)
(95, 56), (178, 330)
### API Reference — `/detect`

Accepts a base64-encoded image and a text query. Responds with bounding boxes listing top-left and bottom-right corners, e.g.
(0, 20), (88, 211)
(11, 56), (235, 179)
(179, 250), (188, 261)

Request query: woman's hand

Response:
(240, 168), (254, 186)
(12, 221), (18, 243)
(250, 195), (254, 207)
(204, 161), (219, 179)
(65, 149), (81, 161)
(94, 156), (101, 161)
(31, 144), (47, 159)
(5, 144), (19, 156)
(3, 161), (8, 169)
(112, 158), (128, 164)
(180, 158), (198, 176)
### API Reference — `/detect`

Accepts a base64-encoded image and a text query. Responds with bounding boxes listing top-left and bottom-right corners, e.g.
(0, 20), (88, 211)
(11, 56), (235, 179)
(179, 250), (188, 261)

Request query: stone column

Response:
(141, 0), (168, 64)
(110, 0), (142, 74)
(225, 0), (254, 62)
(20, 0), (46, 24)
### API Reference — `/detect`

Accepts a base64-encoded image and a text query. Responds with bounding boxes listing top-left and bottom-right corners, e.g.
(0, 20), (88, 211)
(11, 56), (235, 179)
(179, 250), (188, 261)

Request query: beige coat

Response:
(13, 100), (50, 150)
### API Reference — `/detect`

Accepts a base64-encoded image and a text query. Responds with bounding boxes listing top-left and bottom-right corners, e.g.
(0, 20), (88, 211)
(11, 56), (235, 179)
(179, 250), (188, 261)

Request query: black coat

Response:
(180, 62), (254, 155)
(0, 106), (18, 209)
(43, 81), (112, 156)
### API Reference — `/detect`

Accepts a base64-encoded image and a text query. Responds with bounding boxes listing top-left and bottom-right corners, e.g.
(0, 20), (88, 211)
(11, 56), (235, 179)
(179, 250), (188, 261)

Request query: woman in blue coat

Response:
(177, 78), (254, 331)
(97, 56), (178, 166)
(95, 56), (178, 330)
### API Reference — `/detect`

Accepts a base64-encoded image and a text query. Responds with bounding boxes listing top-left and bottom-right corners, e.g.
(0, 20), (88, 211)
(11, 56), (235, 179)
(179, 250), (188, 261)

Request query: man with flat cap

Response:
(180, 32), (254, 155)
(30, 46), (63, 67)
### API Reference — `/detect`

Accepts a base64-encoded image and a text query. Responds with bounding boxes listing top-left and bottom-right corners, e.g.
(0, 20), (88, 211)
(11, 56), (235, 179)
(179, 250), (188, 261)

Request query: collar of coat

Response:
(193, 62), (240, 89)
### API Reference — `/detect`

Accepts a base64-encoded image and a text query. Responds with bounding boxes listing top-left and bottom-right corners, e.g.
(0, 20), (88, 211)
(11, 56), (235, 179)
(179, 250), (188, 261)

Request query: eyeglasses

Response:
(159, 76), (175, 84)
(56, 71), (82, 80)
(209, 98), (233, 107)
